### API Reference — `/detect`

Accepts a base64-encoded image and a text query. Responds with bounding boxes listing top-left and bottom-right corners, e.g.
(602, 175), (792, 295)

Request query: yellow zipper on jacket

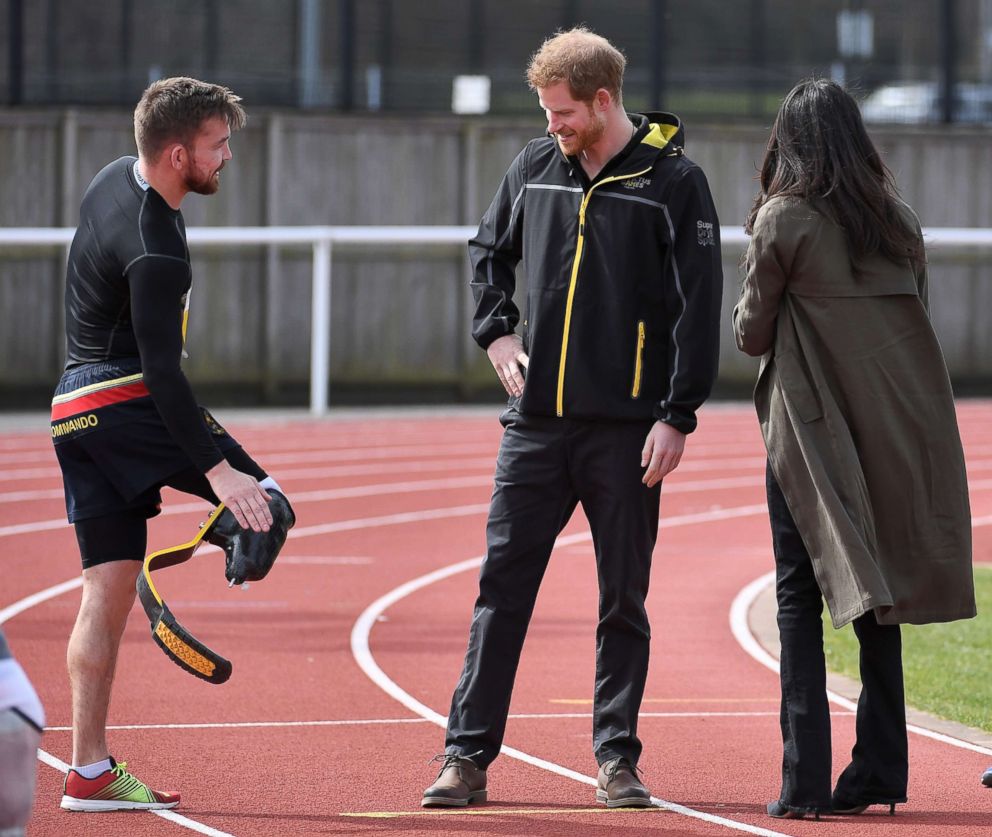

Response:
(181, 288), (192, 358)
(556, 167), (653, 417)
(631, 320), (646, 398)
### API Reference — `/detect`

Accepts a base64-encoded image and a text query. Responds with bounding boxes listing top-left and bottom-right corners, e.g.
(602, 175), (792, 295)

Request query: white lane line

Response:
(36, 749), (236, 837)
(0, 454), (975, 495)
(0, 477), (494, 536)
(0, 503), (500, 623)
(6, 451), (992, 501)
(285, 499), (767, 544)
(44, 718), (433, 732)
(283, 475), (493, 503)
(351, 506), (794, 837)
(680, 457), (992, 475)
(509, 711), (854, 719)
(0, 454), (772, 482)
(729, 571), (781, 674)
(168, 430), (499, 455)
(0, 472), (767, 540)
(0, 466), (62, 482)
(42, 709), (856, 733)
(0, 488), (65, 502)
(0, 451), (59, 465)
(0, 455), (497, 484)
(289, 504), (491, 539)
(0, 517), (74, 537)
(0, 577), (82, 624)
(262, 442), (494, 465)
(0, 437), (765, 465)
(6, 471), (992, 510)
(276, 457), (498, 481)
(729, 573), (992, 757)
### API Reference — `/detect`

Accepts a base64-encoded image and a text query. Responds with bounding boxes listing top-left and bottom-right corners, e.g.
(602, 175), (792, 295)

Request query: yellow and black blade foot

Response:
(136, 505), (232, 684)
(149, 602), (232, 684)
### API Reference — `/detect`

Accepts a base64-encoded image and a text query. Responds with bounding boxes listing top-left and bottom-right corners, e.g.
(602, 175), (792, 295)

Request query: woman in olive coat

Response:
(733, 79), (975, 820)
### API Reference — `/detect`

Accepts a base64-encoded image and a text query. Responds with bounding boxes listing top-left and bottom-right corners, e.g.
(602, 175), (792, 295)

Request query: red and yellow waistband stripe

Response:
(50, 373), (149, 421)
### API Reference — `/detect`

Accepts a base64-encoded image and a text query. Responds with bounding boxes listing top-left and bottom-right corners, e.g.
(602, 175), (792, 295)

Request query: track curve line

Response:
(351, 503), (800, 837)
(729, 572), (992, 757)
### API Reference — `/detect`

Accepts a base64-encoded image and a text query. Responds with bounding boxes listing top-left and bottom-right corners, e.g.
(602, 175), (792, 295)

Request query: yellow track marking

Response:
(342, 806), (665, 818)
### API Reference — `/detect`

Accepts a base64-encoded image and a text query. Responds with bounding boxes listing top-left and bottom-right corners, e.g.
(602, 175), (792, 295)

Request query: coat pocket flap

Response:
(775, 350), (823, 423)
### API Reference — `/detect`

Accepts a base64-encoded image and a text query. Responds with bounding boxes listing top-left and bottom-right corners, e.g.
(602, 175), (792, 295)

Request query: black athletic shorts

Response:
(71, 445), (267, 569)
(51, 360), (267, 568)
(52, 359), (249, 521)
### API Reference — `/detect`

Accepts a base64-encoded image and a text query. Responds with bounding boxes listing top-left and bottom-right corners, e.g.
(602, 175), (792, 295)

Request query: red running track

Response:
(1, 403), (990, 837)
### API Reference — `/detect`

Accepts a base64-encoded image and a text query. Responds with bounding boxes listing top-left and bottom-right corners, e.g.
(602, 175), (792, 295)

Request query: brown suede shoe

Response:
(422, 754), (488, 807)
(596, 757), (653, 808)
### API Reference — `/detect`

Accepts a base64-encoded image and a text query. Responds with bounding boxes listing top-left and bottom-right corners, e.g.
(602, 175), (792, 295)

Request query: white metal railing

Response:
(2, 225), (991, 414)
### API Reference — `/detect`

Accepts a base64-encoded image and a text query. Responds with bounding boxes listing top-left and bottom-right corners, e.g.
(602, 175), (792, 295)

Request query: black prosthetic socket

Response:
(206, 489), (296, 585)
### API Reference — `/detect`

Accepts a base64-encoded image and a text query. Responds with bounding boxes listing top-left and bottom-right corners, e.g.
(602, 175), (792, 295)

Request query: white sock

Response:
(73, 758), (112, 779)
(259, 476), (283, 495)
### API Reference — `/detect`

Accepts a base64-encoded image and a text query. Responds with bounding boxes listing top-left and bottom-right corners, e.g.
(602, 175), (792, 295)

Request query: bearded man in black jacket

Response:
(423, 28), (723, 808)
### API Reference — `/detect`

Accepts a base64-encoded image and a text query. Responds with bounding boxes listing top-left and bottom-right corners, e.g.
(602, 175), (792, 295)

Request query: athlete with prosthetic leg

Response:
(51, 77), (294, 813)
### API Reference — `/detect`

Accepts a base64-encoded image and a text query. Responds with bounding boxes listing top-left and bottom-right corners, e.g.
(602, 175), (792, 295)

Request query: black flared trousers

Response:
(766, 463), (908, 810)
(445, 408), (660, 770)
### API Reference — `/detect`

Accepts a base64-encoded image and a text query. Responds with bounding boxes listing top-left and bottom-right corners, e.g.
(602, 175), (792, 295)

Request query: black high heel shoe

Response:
(767, 800), (822, 820)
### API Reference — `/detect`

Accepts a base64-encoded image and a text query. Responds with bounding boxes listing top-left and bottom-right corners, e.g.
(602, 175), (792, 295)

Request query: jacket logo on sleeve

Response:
(622, 177), (652, 190)
(697, 220), (715, 246)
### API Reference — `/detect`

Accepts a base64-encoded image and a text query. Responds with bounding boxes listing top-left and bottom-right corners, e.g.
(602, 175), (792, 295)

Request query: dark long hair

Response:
(745, 78), (924, 267)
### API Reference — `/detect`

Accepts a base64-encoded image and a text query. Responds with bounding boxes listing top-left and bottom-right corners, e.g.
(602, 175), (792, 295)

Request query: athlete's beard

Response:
(184, 162), (223, 196)
(556, 107), (607, 156)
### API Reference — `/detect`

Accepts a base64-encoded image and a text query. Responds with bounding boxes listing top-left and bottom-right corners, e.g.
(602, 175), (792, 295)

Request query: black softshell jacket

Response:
(469, 112), (723, 433)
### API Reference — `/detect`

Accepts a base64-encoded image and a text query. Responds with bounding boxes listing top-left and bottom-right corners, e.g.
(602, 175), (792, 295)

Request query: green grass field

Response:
(822, 566), (992, 733)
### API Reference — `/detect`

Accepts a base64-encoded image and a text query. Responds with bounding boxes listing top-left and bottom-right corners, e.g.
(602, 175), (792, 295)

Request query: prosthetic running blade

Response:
(136, 505), (233, 685)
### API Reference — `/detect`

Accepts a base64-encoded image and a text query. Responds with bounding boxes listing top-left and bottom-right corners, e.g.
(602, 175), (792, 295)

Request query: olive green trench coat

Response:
(733, 196), (975, 628)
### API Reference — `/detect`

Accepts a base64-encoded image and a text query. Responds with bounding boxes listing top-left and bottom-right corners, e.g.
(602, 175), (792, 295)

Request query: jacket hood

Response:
(632, 111), (684, 153)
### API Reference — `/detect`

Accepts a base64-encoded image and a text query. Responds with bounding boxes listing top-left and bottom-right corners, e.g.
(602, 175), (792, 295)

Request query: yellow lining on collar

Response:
(642, 122), (679, 149)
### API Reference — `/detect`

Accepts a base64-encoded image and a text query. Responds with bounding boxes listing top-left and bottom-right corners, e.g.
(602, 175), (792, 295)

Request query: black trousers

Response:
(766, 463), (908, 810)
(445, 408), (661, 769)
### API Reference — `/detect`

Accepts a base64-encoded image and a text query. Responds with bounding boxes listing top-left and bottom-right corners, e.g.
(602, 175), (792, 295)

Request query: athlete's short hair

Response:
(134, 77), (247, 161)
(526, 27), (626, 104)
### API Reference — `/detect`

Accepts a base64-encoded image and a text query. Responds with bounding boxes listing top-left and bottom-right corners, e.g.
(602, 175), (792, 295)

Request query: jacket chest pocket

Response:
(631, 320), (646, 399)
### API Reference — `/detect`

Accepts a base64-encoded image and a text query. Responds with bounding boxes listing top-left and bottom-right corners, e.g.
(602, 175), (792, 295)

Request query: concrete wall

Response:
(1, 108), (990, 405)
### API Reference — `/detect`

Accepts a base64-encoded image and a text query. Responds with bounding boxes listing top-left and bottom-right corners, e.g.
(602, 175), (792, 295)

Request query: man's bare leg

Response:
(66, 561), (141, 766)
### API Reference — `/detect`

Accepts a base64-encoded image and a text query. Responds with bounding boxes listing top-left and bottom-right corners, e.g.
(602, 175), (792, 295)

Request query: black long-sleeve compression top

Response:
(63, 156), (222, 473)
